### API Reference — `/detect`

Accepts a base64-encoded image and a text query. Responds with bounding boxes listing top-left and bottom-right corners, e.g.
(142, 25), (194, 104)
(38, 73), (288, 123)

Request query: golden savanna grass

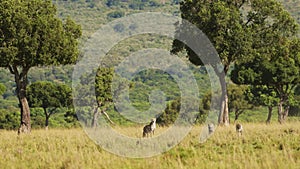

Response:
(0, 122), (299, 169)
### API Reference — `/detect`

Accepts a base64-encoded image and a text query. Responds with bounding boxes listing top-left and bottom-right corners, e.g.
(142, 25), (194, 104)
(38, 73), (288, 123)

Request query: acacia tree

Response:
(172, 0), (251, 125)
(231, 0), (300, 124)
(0, 0), (81, 133)
(27, 81), (72, 129)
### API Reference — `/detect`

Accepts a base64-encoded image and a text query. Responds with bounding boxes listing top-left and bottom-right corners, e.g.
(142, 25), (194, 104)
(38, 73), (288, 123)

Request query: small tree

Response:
(0, 0), (81, 133)
(227, 84), (253, 123)
(157, 98), (180, 126)
(27, 81), (73, 130)
(92, 67), (116, 128)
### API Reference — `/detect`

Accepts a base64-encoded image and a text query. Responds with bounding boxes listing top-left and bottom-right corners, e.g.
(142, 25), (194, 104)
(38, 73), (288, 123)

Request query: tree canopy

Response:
(231, 0), (300, 123)
(0, 0), (81, 133)
(172, 0), (252, 125)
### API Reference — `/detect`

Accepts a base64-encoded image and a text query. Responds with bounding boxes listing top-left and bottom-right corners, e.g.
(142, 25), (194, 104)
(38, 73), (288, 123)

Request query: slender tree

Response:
(0, 0), (81, 133)
(27, 81), (73, 130)
(92, 67), (115, 128)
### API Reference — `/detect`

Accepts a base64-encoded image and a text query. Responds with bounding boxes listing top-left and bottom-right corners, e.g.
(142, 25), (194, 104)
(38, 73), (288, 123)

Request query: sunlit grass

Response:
(0, 122), (299, 169)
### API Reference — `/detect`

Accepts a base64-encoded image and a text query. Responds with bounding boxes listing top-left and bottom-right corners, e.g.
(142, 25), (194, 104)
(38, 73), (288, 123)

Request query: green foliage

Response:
(157, 98), (180, 126)
(130, 69), (181, 106)
(27, 81), (73, 128)
(0, 83), (5, 96)
(290, 86), (300, 116)
(157, 96), (199, 126)
(95, 67), (114, 106)
(0, 0), (299, 128)
(0, 0), (82, 68)
(0, 109), (20, 129)
(0, 0), (82, 130)
(246, 85), (278, 107)
(107, 11), (125, 19)
(227, 84), (253, 121)
(172, 0), (251, 72)
(231, 0), (300, 123)
(27, 81), (72, 109)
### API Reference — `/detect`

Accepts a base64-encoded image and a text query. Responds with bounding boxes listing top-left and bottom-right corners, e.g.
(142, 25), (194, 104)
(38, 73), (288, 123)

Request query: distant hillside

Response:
(53, 0), (181, 40)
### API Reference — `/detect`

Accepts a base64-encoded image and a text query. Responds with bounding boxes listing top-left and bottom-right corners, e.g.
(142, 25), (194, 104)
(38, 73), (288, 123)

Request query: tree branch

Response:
(101, 110), (115, 125)
(8, 65), (15, 74)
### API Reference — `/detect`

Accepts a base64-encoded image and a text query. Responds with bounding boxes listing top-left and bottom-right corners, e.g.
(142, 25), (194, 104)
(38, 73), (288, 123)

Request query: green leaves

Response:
(27, 81), (72, 109)
(95, 67), (114, 106)
(173, 0), (250, 71)
(0, 0), (82, 68)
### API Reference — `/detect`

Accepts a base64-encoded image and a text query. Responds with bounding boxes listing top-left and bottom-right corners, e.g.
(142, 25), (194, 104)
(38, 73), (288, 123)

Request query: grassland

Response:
(0, 122), (299, 169)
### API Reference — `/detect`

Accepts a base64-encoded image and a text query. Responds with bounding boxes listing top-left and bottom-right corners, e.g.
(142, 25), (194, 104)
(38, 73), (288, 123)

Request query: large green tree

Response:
(231, 0), (300, 124)
(27, 81), (73, 129)
(172, 0), (251, 125)
(0, 0), (81, 133)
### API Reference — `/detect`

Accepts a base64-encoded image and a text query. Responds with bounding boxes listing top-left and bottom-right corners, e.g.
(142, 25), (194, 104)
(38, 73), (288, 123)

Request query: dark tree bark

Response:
(278, 98), (284, 124)
(266, 106), (273, 124)
(43, 107), (50, 130)
(11, 66), (31, 134)
(234, 110), (242, 123)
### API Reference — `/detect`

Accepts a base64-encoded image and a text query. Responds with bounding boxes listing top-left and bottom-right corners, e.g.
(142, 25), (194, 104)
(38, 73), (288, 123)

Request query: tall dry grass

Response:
(0, 122), (299, 169)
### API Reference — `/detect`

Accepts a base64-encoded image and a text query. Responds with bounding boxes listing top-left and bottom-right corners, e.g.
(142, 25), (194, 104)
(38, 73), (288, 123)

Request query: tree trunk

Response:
(92, 106), (99, 128)
(266, 106), (272, 124)
(13, 66), (31, 134)
(18, 94), (31, 133)
(44, 108), (50, 130)
(45, 117), (49, 130)
(278, 98), (284, 124)
(223, 93), (229, 126)
(234, 111), (240, 123)
(283, 105), (289, 121)
(102, 110), (115, 125)
(218, 70), (229, 126)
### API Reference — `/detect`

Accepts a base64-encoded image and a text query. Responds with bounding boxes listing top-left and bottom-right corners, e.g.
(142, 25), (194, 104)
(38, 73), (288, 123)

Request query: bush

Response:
(107, 11), (125, 19)
(0, 109), (20, 130)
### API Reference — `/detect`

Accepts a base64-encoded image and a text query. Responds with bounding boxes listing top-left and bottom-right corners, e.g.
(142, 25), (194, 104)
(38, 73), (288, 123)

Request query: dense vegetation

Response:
(0, 0), (300, 130)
